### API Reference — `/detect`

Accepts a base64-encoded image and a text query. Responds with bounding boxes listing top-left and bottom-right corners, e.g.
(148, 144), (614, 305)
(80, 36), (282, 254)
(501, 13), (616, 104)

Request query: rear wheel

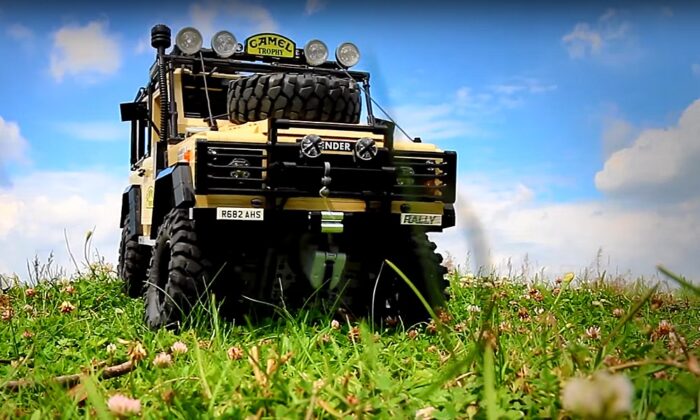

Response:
(144, 209), (211, 330)
(117, 214), (150, 298)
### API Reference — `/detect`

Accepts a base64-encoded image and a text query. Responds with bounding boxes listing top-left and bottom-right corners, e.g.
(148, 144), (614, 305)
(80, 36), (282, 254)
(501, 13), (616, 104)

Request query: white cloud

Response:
(0, 170), (123, 278)
(188, 1), (277, 41)
(435, 178), (700, 281)
(391, 103), (483, 142)
(454, 87), (493, 111)
(7, 23), (33, 41)
(435, 99), (700, 281)
(487, 78), (557, 109)
(57, 121), (128, 142)
(601, 116), (636, 159)
(490, 80), (556, 96)
(0, 117), (27, 163)
(562, 9), (632, 60)
(50, 21), (122, 82)
(0, 116), (29, 185)
(595, 99), (700, 203)
(135, 36), (150, 55)
(562, 23), (604, 58)
(305, 0), (325, 15)
(692, 63), (700, 76)
(391, 77), (555, 142)
(190, 3), (218, 39)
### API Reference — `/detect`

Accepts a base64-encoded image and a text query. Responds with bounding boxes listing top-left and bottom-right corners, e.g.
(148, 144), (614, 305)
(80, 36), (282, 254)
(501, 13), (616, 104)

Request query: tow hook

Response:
(319, 161), (331, 198)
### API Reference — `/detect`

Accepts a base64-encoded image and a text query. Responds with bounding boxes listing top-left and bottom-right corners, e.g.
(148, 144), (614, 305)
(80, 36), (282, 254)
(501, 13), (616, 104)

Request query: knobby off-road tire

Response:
(117, 214), (150, 298)
(228, 73), (362, 124)
(144, 209), (211, 330)
(375, 232), (449, 326)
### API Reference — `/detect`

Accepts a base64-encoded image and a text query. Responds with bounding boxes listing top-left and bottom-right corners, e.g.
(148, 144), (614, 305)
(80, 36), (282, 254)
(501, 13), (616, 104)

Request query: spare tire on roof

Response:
(227, 73), (362, 124)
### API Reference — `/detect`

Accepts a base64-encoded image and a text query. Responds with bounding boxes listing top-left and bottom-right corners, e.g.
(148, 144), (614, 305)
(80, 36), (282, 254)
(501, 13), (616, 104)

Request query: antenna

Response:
(198, 52), (218, 131)
(341, 68), (415, 142)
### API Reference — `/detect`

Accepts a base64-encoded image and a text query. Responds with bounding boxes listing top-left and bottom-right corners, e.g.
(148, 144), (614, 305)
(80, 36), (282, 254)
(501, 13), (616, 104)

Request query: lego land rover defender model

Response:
(117, 25), (457, 329)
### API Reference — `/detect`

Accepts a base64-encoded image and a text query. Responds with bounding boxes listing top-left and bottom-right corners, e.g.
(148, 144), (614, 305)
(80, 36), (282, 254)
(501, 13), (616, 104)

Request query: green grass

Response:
(1, 267), (699, 419)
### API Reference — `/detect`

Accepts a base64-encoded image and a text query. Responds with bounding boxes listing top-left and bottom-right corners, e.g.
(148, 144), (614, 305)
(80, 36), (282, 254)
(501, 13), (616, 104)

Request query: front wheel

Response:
(117, 213), (150, 298)
(371, 231), (449, 327)
(144, 209), (211, 330)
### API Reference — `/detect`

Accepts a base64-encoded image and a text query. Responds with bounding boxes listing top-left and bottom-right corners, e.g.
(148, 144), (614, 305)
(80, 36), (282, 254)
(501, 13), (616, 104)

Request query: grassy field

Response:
(1, 264), (699, 419)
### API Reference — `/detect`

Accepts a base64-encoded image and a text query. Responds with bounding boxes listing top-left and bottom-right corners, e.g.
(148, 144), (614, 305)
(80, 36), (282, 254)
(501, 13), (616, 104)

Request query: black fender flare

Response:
(442, 203), (456, 229)
(120, 185), (142, 235)
(150, 163), (195, 238)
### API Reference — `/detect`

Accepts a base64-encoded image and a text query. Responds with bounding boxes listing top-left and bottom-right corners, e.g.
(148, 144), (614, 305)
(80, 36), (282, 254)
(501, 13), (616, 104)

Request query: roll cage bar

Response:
(145, 47), (375, 140)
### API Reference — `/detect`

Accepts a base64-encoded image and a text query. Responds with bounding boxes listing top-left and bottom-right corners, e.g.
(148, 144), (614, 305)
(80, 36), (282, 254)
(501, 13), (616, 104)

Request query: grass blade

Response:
(384, 259), (439, 322)
(594, 283), (659, 368)
(483, 345), (499, 420)
(657, 265), (700, 296)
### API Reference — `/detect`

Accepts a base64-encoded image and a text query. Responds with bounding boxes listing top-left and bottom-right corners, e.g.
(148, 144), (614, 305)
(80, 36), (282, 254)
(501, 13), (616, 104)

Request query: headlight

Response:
(304, 40), (328, 66)
(211, 30), (237, 58)
(335, 42), (360, 68)
(176, 27), (203, 55)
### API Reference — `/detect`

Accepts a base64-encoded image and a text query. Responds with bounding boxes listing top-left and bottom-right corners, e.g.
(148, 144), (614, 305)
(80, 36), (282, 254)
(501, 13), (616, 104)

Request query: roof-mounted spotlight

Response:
(175, 27), (203, 55)
(335, 42), (360, 68)
(304, 40), (328, 66)
(211, 30), (237, 58)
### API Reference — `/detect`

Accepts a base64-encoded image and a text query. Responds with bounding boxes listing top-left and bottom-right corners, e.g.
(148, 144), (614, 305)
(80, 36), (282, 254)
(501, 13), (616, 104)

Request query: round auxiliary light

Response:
(175, 27), (203, 55)
(211, 30), (237, 58)
(300, 134), (323, 158)
(335, 42), (360, 68)
(304, 40), (328, 66)
(354, 137), (377, 161)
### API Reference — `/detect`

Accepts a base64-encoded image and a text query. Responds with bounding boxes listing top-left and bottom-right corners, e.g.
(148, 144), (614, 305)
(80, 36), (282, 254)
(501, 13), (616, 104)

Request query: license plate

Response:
(216, 207), (264, 221)
(400, 213), (442, 226)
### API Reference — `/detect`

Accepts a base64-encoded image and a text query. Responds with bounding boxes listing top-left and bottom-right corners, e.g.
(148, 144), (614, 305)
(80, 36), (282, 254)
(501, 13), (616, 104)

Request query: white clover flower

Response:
(415, 406), (437, 420)
(561, 371), (633, 418)
(171, 341), (188, 355)
(59, 301), (76, 313)
(585, 326), (601, 340)
(107, 394), (141, 416)
(153, 352), (173, 368)
(467, 305), (481, 313)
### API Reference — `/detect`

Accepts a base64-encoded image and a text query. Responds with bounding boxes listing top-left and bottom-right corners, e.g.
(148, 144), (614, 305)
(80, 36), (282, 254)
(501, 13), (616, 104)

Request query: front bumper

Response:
(193, 119), (457, 205)
(190, 205), (456, 231)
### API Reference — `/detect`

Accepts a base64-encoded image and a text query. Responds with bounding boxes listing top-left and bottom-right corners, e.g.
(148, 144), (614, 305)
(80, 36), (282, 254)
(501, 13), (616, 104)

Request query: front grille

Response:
(267, 142), (392, 197)
(195, 142), (265, 193)
(391, 153), (456, 202)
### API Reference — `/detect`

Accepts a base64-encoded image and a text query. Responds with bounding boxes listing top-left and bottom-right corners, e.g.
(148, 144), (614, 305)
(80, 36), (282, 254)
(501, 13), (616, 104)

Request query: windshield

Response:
(181, 73), (229, 120)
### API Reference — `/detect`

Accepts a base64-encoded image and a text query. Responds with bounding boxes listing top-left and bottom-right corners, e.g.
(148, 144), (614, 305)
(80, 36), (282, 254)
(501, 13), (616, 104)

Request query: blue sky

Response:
(0, 0), (699, 281)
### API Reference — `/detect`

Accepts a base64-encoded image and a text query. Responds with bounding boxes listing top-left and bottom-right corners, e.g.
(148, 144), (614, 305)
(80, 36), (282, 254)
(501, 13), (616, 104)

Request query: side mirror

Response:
(120, 102), (148, 122)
